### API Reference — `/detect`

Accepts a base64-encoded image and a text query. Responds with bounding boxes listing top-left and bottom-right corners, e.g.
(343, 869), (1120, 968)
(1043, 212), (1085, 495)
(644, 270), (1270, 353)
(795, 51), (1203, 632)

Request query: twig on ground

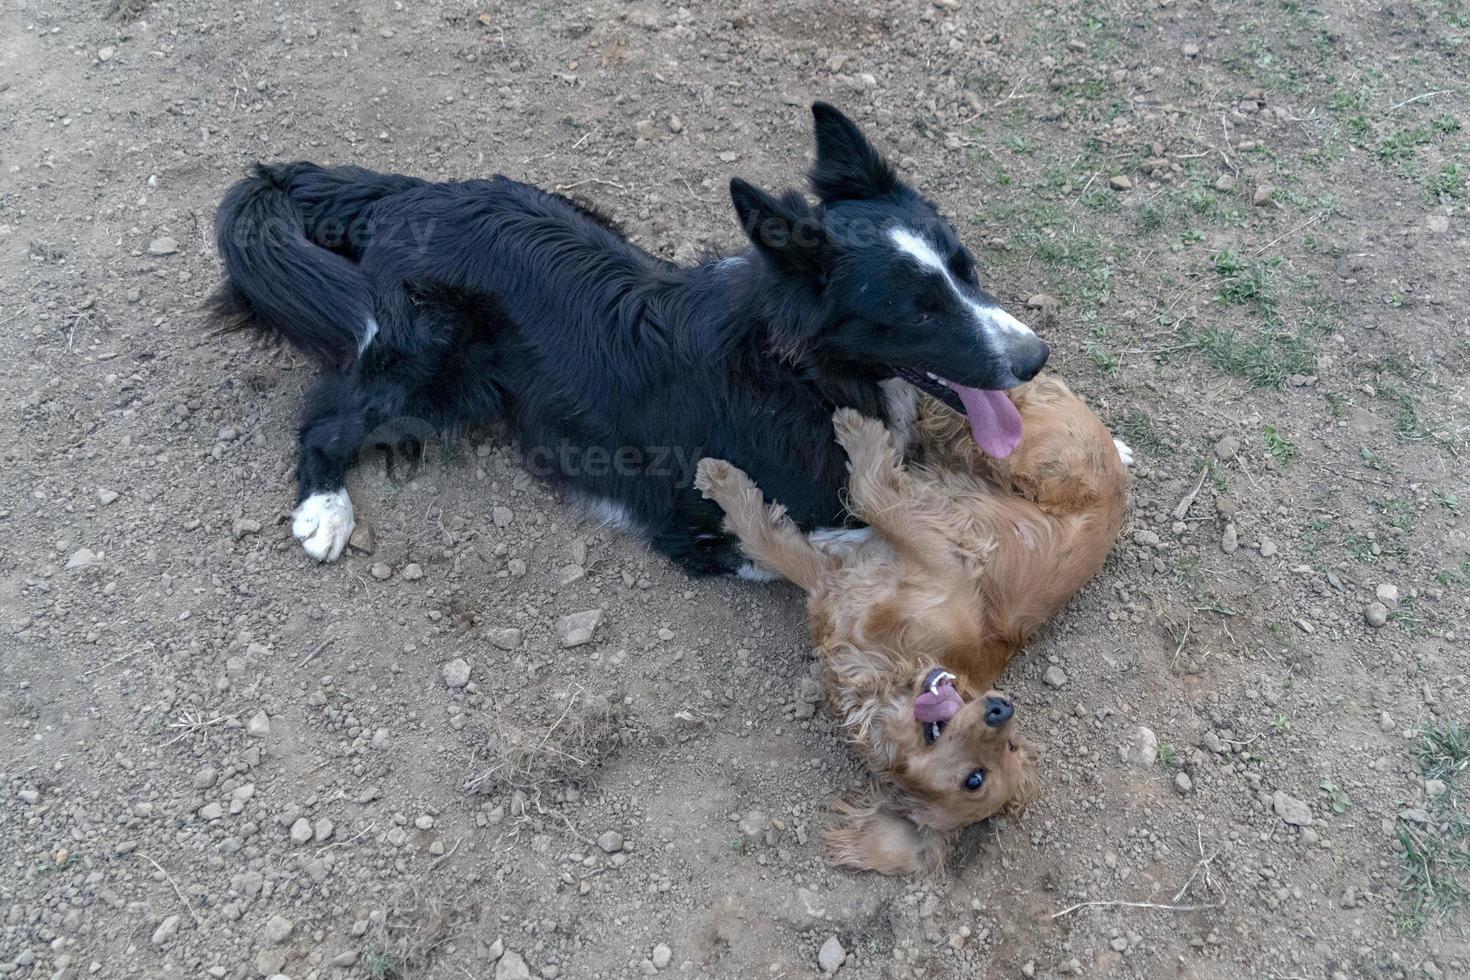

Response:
(1173, 826), (1221, 902)
(1051, 899), (1222, 919)
(299, 636), (335, 667)
(1171, 466), (1210, 521)
(1387, 90), (1453, 112)
(316, 821), (377, 857)
(83, 651), (135, 676)
(554, 177), (626, 192)
(1249, 211), (1329, 257)
(135, 853), (203, 925)
(1170, 616), (1193, 665)
(428, 836), (464, 871)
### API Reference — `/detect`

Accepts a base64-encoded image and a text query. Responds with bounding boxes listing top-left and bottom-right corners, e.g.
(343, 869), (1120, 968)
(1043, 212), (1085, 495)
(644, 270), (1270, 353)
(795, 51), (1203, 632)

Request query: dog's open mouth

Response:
(895, 368), (1023, 459)
(915, 667), (964, 745)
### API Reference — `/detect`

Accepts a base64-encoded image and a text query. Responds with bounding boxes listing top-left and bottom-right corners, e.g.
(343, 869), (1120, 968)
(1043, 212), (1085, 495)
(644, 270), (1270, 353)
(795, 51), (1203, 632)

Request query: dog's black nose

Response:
(1012, 339), (1049, 383)
(984, 696), (1014, 728)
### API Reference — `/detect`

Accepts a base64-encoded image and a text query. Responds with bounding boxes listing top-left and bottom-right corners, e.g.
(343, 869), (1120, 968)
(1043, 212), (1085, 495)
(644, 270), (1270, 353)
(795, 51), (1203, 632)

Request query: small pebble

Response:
(247, 711), (271, 737)
(818, 936), (846, 974)
(443, 658), (471, 688)
(651, 944), (673, 970)
(597, 830), (624, 853)
(1043, 665), (1068, 689)
(497, 951), (532, 980)
(263, 914), (294, 944)
(151, 914), (181, 947)
(557, 609), (605, 648)
(1272, 790), (1313, 827)
(489, 628), (523, 650)
(1363, 602), (1389, 628)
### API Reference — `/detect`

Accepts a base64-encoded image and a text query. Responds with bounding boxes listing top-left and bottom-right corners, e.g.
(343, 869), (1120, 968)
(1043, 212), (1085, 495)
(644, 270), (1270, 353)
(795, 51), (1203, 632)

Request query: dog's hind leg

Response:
(832, 409), (965, 568)
(694, 459), (829, 591)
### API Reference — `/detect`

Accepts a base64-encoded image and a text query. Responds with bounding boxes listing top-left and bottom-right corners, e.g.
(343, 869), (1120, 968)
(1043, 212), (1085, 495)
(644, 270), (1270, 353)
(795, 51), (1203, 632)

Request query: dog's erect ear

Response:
(729, 177), (829, 281)
(823, 792), (948, 876)
(809, 102), (899, 203)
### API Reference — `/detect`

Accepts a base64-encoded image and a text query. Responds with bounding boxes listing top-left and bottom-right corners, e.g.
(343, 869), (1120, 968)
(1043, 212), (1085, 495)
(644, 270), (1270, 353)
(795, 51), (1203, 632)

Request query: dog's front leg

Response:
(693, 459), (829, 591)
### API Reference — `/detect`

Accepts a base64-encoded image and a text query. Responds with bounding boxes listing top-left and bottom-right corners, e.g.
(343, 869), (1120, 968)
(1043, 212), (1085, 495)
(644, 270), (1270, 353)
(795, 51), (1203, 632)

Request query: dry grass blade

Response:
(462, 688), (640, 797)
(362, 879), (478, 980)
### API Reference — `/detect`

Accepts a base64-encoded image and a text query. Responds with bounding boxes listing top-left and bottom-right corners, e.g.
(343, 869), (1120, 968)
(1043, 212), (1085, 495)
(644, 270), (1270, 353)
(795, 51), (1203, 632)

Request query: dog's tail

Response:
(209, 162), (422, 368)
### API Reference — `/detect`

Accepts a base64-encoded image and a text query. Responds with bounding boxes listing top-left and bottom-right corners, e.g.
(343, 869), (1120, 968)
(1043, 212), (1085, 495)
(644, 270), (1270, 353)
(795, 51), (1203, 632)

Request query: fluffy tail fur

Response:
(209, 162), (424, 368)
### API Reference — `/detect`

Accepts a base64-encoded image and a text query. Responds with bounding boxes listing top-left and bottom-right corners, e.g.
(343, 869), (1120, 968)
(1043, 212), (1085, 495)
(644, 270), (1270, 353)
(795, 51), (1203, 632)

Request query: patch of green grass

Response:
(1214, 249), (1282, 311)
(1003, 134), (1036, 155)
(1117, 409), (1169, 455)
(1396, 721), (1470, 933)
(1360, 446), (1393, 472)
(1377, 125), (1439, 163)
(1081, 187), (1120, 211)
(1344, 532), (1404, 564)
(1435, 554), (1470, 587)
(1263, 425), (1296, 465)
(1320, 779), (1353, 813)
(1425, 162), (1466, 202)
(1088, 343), (1119, 373)
(1157, 743), (1175, 767)
(1196, 325), (1317, 387)
(363, 953), (394, 980)
(1389, 596), (1422, 634)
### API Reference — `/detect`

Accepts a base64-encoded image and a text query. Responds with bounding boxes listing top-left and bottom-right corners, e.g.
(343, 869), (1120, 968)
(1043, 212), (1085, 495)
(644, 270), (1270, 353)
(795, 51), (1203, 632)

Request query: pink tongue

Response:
(945, 382), (1024, 458)
(914, 686), (964, 723)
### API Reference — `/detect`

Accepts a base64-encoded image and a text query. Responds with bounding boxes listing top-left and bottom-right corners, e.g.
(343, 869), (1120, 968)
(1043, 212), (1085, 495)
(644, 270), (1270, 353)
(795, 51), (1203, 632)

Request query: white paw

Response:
(736, 560), (780, 583)
(1113, 438), (1135, 468)
(292, 489), (355, 562)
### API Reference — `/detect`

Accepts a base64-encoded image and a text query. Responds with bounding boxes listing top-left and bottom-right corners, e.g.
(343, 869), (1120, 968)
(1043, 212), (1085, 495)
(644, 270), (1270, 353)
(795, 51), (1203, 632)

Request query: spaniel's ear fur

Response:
(822, 791), (949, 876)
(1000, 739), (1044, 820)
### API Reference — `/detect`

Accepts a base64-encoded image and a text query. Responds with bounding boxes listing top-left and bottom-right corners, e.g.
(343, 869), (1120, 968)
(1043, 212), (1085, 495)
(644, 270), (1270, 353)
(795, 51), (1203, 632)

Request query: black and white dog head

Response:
(729, 103), (1047, 456)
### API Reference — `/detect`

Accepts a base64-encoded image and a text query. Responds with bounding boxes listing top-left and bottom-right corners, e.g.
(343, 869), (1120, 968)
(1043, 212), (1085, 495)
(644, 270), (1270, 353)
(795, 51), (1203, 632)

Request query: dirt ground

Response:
(2, 0), (1468, 978)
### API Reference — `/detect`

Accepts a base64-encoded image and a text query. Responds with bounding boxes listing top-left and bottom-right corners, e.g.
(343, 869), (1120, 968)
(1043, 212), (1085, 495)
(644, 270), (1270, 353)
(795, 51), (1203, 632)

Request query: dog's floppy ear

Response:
(823, 791), (948, 876)
(729, 177), (829, 281)
(809, 102), (898, 203)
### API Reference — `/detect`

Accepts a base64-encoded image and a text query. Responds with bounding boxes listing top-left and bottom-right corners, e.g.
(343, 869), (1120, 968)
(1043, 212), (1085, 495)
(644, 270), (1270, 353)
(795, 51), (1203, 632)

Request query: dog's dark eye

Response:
(948, 251), (977, 285)
(964, 769), (986, 791)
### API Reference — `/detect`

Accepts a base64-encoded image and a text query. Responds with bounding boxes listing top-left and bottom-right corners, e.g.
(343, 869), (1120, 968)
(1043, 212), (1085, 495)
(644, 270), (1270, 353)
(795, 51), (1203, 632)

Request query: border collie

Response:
(210, 103), (1047, 575)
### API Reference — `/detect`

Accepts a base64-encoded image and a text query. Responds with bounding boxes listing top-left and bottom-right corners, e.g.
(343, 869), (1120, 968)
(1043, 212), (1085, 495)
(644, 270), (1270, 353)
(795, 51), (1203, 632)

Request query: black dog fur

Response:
(209, 103), (1046, 574)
